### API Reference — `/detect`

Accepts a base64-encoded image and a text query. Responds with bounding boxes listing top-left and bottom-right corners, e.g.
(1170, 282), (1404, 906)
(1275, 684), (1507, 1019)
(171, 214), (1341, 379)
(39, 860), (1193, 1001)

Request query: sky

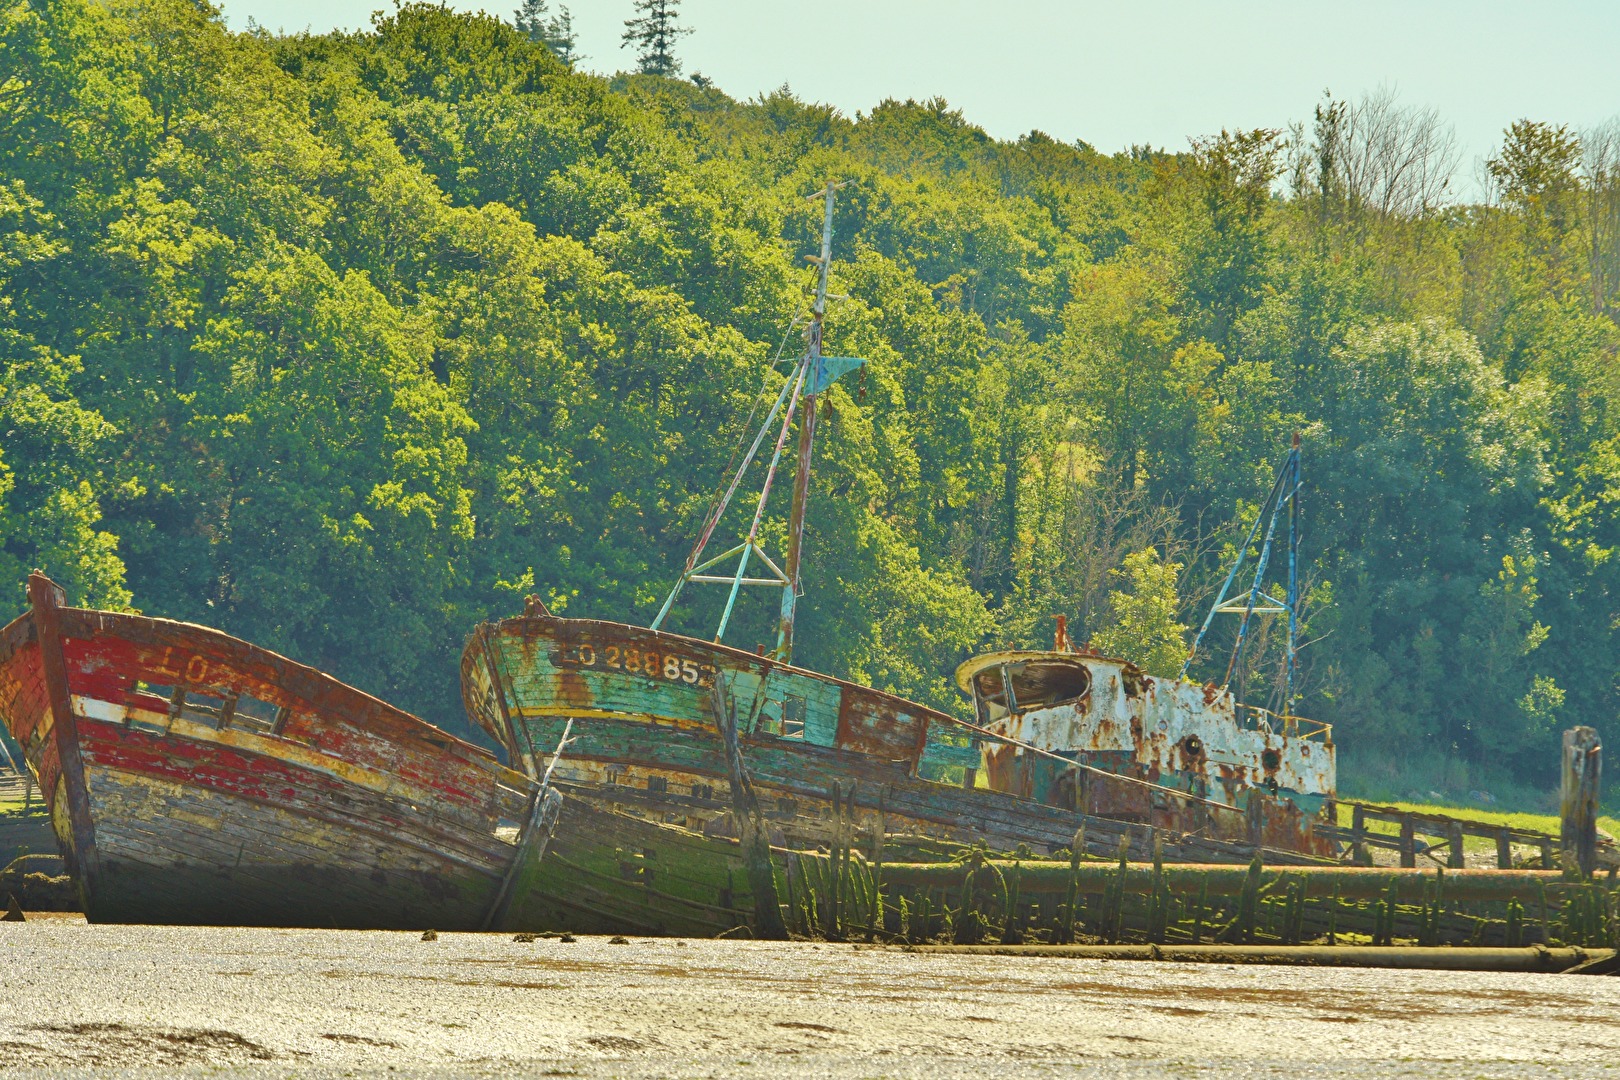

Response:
(221, 0), (1620, 199)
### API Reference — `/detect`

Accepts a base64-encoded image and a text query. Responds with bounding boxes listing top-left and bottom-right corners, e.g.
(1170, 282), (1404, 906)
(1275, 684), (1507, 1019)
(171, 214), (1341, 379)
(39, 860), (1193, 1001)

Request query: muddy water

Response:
(1, 915), (1616, 1078)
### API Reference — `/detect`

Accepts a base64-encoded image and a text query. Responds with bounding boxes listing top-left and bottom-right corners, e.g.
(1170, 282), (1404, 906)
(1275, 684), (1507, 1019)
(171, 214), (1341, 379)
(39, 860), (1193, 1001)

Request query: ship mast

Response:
(774, 180), (840, 664)
(1182, 434), (1304, 714)
(648, 180), (862, 660)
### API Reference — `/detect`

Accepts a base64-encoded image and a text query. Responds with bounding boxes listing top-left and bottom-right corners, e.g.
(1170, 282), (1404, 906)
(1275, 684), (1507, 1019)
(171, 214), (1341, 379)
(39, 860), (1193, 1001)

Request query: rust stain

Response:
(955, 649), (1336, 856)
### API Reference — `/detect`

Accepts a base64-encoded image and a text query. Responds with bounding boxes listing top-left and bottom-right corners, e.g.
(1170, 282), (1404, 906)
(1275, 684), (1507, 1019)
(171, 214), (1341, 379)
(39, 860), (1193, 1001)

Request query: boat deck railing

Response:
(1235, 704), (1332, 743)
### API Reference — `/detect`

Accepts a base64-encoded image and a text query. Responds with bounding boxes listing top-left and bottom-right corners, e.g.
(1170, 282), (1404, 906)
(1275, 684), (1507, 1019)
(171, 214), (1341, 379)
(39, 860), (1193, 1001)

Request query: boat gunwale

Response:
(45, 604), (510, 773)
(471, 612), (961, 725)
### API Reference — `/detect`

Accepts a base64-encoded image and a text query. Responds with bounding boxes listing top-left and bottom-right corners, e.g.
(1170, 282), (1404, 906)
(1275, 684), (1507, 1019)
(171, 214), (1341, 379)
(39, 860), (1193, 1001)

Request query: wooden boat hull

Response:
(462, 615), (1330, 866)
(503, 791), (758, 937)
(0, 575), (541, 929)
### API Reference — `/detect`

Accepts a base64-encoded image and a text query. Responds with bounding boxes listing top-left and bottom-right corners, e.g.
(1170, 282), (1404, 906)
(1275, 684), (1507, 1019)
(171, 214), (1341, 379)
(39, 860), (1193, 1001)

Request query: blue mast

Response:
(1181, 435), (1304, 713)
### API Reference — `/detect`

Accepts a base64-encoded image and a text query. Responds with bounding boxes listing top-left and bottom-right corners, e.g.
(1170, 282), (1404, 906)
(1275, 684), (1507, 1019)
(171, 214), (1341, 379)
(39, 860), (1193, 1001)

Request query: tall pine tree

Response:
(514, 0), (579, 64)
(622, 0), (690, 77)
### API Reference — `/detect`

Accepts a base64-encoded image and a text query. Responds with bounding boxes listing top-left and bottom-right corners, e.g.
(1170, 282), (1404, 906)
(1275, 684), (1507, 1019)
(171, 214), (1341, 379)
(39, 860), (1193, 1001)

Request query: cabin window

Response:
(782, 695), (806, 739)
(646, 775), (669, 794)
(692, 783), (714, 801)
(972, 659), (1091, 719)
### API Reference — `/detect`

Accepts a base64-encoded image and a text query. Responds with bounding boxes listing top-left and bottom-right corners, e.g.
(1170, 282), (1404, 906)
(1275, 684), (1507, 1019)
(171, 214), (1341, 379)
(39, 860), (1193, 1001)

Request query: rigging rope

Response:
(679, 313), (806, 575)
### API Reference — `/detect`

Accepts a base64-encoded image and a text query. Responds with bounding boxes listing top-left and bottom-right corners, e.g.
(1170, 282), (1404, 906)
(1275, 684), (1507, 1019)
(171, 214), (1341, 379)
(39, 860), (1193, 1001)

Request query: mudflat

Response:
(0, 916), (1616, 1078)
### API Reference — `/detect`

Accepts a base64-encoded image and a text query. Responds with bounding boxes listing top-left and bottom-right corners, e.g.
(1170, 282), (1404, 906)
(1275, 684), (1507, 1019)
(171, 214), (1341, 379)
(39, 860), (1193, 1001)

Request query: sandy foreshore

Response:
(1, 915), (1616, 1078)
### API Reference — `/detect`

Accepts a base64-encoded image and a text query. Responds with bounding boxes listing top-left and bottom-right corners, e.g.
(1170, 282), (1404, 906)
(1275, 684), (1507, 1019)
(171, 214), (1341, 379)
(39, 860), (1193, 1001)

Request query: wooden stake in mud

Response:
(710, 678), (788, 939)
(1562, 727), (1602, 879)
(1059, 823), (1084, 944)
(869, 789), (886, 940)
(828, 780), (844, 937)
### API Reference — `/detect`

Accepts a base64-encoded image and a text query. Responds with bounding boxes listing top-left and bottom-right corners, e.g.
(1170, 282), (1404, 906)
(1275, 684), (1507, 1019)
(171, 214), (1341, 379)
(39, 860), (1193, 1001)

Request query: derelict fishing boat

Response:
(462, 184), (1331, 877)
(960, 440), (1337, 856)
(0, 571), (561, 929)
(958, 645), (1335, 855)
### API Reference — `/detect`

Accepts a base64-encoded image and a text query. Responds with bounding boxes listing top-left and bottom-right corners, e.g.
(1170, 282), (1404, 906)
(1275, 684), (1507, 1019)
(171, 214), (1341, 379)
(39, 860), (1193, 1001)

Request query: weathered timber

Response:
(0, 572), (550, 930)
(495, 794), (776, 937)
(877, 861), (1581, 905)
(1562, 726), (1601, 879)
(711, 676), (787, 939)
(482, 786), (564, 931)
(893, 943), (1611, 973)
(1334, 799), (1571, 868)
(462, 616), (1338, 868)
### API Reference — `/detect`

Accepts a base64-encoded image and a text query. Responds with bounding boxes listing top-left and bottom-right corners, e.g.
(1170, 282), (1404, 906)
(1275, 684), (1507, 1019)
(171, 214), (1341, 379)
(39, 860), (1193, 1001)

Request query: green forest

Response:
(3, 0), (1616, 801)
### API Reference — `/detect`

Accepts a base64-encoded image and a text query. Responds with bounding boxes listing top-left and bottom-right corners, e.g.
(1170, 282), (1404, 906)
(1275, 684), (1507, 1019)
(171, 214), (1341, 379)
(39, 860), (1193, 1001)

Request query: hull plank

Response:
(503, 796), (756, 938)
(1, 573), (545, 930)
(463, 616), (1333, 868)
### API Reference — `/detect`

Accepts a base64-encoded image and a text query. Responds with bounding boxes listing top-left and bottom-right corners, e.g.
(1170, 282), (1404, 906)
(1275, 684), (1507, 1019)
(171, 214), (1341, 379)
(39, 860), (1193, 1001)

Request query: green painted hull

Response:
(461, 616), (1331, 871)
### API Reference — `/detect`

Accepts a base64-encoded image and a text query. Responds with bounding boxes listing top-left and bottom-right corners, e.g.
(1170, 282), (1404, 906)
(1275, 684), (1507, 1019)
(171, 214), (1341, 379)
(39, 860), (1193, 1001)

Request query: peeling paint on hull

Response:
(0, 575), (539, 929)
(461, 615), (1333, 868)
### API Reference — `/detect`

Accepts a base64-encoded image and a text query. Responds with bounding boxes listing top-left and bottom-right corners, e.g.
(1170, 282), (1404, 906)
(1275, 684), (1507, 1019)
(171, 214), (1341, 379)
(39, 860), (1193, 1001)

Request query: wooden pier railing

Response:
(1317, 727), (1606, 872)
(1316, 804), (1556, 870)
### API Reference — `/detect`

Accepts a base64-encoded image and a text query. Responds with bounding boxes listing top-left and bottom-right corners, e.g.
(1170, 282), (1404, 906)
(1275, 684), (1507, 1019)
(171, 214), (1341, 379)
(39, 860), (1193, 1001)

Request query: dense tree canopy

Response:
(3, 0), (1616, 798)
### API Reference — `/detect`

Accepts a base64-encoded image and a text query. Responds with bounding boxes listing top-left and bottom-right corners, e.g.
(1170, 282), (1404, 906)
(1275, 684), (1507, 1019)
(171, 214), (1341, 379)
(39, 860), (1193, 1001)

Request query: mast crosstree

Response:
(649, 180), (865, 664)
(1182, 434), (1305, 713)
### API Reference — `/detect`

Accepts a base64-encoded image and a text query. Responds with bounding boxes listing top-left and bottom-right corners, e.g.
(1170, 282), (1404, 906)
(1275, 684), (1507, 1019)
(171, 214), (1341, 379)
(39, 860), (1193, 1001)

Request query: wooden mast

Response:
(774, 180), (839, 664)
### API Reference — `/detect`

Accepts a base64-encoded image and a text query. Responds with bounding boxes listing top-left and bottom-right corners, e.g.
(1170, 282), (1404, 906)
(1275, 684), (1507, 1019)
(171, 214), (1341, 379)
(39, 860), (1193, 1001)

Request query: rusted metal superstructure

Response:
(0, 572), (560, 928)
(959, 647), (1335, 854)
(958, 437), (1335, 855)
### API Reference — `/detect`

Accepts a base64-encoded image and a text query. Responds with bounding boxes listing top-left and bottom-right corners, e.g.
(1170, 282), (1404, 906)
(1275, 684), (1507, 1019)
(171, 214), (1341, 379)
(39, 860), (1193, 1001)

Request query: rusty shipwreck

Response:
(0, 572), (564, 929)
(959, 642), (1334, 855)
(963, 437), (1335, 855)
(461, 183), (1335, 917)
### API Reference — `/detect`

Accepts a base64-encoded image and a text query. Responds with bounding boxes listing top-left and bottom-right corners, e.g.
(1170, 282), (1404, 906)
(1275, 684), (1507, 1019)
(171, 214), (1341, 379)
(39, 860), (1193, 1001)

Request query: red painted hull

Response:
(0, 577), (536, 928)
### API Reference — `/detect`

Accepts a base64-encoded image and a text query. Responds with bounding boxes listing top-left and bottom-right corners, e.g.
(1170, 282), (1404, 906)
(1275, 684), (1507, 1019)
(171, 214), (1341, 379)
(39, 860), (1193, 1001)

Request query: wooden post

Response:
(1059, 823), (1084, 945)
(1540, 836), (1555, 871)
(1496, 828), (1513, 870)
(869, 790), (886, 941)
(710, 679), (788, 939)
(1246, 795), (1265, 849)
(827, 781), (843, 939)
(1447, 822), (1466, 870)
(1561, 726), (1602, 879)
(1351, 804), (1368, 865)
(1399, 815), (1416, 869)
(869, 789), (886, 867)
